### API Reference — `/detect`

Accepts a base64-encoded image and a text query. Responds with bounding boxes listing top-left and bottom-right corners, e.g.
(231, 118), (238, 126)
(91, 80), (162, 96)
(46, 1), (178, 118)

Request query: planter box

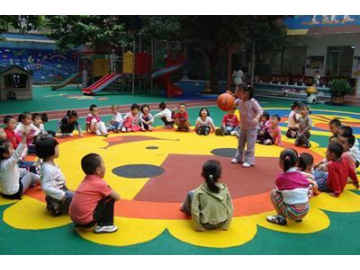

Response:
(331, 96), (344, 105)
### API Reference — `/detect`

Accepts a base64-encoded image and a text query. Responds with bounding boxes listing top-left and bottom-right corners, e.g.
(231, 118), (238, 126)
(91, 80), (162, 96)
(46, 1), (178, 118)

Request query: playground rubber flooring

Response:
(0, 86), (360, 254)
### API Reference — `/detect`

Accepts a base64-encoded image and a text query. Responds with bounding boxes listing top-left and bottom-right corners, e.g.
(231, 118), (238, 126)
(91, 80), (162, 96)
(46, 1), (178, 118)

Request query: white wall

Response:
(290, 33), (360, 77)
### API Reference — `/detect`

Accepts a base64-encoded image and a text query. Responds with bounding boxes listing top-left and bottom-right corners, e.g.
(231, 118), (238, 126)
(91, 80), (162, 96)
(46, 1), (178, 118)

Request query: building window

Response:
(326, 46), (354, 78)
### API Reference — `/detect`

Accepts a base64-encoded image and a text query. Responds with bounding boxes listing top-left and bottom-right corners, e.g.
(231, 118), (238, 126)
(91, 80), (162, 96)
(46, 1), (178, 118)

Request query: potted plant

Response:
(328, 78), (353, 105)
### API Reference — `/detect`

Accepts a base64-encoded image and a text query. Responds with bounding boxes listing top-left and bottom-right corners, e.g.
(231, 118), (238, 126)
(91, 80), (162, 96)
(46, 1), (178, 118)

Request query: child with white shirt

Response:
(153, 102), (174, 129)
(195, 107), (216, 136)
(339, 126), (360, 168)
(107, 105), (123, 133)
(15, 111), (41, 154)
(0, 132), (39, 200)
(286, 101), (301, 139)
(36, 137), (73, 216)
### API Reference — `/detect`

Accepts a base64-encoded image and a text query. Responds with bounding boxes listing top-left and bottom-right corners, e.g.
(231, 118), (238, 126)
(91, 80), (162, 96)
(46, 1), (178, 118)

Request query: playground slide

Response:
(51, 73), (80, 90)
(82, 73), (122, 95)
(152, 62), (184, 97)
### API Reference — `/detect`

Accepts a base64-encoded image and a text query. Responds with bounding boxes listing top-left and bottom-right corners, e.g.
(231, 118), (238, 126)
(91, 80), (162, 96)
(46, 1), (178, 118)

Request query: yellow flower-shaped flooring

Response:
(1, 108), (359, 248)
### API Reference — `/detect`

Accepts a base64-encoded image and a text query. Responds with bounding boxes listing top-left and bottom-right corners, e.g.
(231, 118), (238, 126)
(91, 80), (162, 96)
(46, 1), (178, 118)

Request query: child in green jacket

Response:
(180, 160), (234, 231)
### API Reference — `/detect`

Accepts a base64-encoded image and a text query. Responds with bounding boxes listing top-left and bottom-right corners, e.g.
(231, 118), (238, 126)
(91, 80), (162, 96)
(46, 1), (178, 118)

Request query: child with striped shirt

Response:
(267, 149), (311, 225)
(231, 84), (263, 168)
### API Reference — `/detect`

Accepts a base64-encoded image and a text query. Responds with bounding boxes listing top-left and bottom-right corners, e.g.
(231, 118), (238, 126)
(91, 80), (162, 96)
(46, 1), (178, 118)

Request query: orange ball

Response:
(216, 93), (235, 112)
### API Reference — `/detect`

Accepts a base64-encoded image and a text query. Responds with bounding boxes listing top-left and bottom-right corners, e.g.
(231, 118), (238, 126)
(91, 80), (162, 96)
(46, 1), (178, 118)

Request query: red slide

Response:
(82, 73), (121, 95)
(152, 54), (186, 97)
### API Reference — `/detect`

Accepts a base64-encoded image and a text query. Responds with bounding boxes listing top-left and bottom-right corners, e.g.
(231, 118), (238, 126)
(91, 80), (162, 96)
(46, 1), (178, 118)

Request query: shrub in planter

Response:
(328, 79), (353, 104)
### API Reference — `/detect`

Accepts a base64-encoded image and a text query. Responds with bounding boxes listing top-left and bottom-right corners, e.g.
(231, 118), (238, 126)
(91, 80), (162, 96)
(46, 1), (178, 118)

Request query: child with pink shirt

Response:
(85, 104), (108, 137)
(121, 104), (141, 132)
(231, 84), (263, 168)
(266, 149), (310, 225)
(259, 114), (282, 146)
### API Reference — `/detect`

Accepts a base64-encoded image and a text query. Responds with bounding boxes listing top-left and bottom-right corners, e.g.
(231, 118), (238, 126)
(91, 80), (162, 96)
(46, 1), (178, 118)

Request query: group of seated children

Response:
(58, 102), (192, 138)
(256, 112), (282, 146)
(266, 141), (359, 226)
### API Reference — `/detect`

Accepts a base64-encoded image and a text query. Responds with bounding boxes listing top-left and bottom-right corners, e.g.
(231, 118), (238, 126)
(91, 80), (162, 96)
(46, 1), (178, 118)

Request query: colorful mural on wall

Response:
(285, 15), (360, 35)
(0, 48), (77, 84)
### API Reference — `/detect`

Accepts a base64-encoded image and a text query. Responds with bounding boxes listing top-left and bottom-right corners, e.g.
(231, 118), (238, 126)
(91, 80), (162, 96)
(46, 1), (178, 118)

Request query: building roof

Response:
(0, 65), (32, 76)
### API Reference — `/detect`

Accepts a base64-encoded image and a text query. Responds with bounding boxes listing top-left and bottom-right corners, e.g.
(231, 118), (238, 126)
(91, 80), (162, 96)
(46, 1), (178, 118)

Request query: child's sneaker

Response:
(242, 162), (253, 168)
(121, 127), (126, 133)
(231, 158), (240, 164)
(94, 225), (118, 234)
(230, 130), (238, 136)
(266, 215), (287, 226)
(263, 139), (272, 145)
(95, 130), (101, 136)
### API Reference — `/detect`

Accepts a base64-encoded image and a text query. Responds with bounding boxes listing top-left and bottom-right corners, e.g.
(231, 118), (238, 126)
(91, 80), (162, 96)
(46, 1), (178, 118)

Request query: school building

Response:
(264, 15), (360, 96)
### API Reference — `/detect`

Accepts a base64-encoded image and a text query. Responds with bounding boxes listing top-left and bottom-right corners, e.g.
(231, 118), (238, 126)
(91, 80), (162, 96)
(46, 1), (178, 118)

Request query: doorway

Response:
(326, 46), (354, 77)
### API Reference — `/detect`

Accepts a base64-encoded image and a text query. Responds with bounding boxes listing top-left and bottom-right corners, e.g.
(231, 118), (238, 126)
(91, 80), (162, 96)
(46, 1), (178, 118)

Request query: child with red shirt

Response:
(221, 108), (240, 136)
(314, 143), (359, 197)
(173, 103), (190, 131)
(69, 153), (120, 233)
(3, 115), (21, 149)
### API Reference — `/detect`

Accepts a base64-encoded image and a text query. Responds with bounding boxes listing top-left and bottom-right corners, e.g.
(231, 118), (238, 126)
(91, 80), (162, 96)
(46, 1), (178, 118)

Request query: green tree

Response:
(0, 15), (45, 40)
(178, 15), (288, 93)
(46, 16), (133, 50)
(139, 15), (180, 41)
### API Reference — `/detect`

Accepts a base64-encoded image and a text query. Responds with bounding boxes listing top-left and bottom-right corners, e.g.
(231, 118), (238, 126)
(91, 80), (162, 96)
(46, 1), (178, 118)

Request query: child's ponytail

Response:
(202, 160), (221, 193)
(66, 110), (78, 118)
(280, 148), (298, 172)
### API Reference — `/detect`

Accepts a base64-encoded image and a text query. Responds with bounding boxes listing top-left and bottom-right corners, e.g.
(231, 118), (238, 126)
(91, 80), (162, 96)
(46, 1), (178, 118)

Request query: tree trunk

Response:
(208, 50), (219, 93)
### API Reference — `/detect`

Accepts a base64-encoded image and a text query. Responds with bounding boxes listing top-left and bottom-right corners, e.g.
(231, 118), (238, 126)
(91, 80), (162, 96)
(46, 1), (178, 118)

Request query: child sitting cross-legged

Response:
(219, 107), (240, 136)
(69, 153), (120, 234)
(173, 103), (190, 132)
(36, 137), (73, 216)
(107, 105), (123, 133)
